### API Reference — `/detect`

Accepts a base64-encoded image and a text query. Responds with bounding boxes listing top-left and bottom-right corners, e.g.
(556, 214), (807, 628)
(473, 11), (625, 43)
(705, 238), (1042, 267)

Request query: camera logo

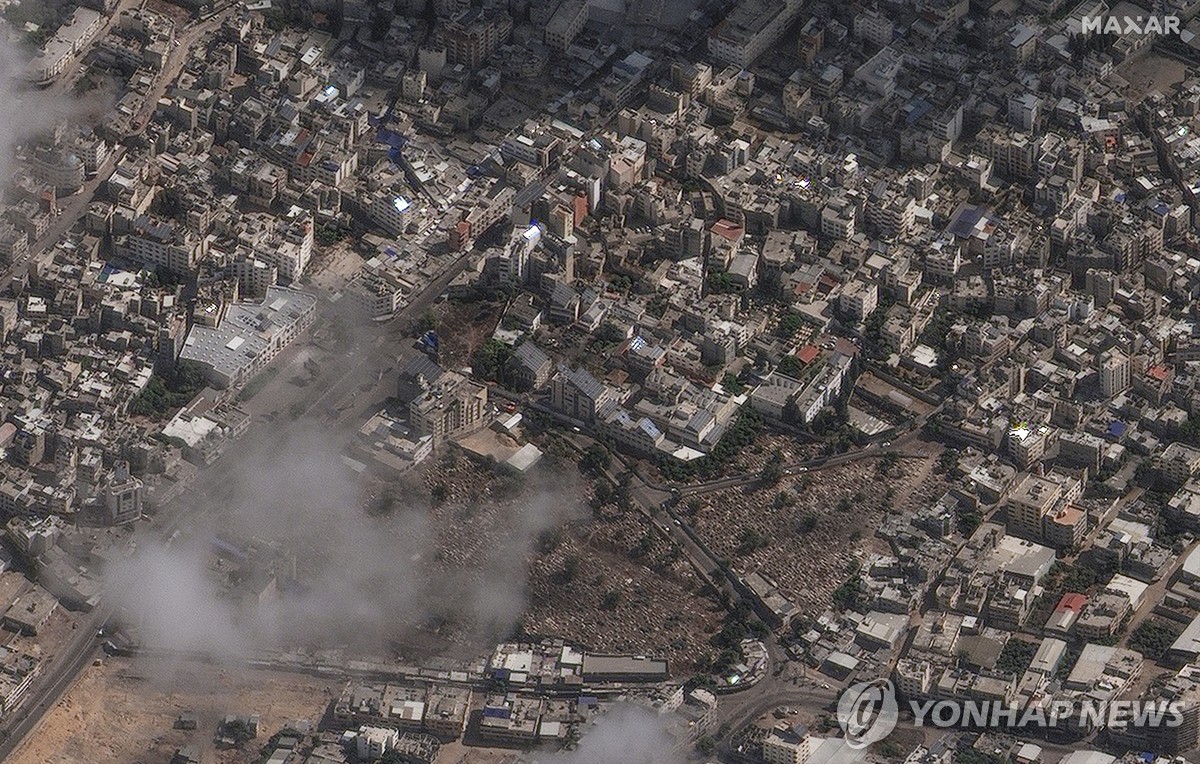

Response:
(836, 679), (899, 749)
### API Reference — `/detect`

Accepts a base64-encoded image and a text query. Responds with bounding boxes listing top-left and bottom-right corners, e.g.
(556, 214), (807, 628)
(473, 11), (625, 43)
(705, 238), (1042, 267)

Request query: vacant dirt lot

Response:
(8, 659), (335, 764)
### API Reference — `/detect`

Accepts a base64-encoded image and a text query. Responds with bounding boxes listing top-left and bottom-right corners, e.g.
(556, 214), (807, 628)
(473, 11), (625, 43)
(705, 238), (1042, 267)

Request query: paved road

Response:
(1, 3), (234, 288)
(0, 10), (243, 754)
(0, 12), (464, 750)
(127, 9), (234, 137)
(0, 248), (473, 759)
(1119, 536), (1199, 652)
(0, 620), (102, 758)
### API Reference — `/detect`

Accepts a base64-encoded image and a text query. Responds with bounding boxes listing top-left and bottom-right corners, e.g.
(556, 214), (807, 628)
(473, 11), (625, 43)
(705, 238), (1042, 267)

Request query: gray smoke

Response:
(105, 428), (582, 658)
(0, 12), (114, 188)
(539, 705), (689, 764)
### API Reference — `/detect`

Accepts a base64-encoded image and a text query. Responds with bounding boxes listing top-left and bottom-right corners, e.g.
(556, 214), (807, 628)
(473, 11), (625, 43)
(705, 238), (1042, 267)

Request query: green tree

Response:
(736, 527), (769, 555)
(760, 451), (785, 486)
(878, 452), (900, 475)
(1130, 619), (1184, 660)
(776, 312), (804, 338)
(556, 555), (580, 584)
(600, 589), (621, 610)
(707, 272), (737, 294)
(580, 444), (611, 476)
(129, 360), (209, 419)
(832, 576), (866, 611)
(472, 339), (513, 383)
(777, 354), (805, 378)
(996, 638), (1039, 675)
(413, 311), (436, 335)
(223, 719), (254, 748)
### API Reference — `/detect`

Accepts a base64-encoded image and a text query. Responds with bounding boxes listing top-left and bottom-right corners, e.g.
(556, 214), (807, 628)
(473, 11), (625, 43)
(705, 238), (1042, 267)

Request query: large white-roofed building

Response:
(179, 286), (316, 389)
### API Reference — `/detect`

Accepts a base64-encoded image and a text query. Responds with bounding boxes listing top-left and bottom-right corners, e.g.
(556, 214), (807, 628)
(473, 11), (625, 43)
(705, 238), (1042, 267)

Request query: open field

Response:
(1116, 51), (1188, 101)
(8, 658), (335, 764)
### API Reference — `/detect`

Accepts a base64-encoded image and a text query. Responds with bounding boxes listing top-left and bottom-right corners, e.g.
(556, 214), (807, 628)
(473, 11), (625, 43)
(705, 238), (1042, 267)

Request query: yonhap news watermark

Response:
(836, 679), (1187, 749)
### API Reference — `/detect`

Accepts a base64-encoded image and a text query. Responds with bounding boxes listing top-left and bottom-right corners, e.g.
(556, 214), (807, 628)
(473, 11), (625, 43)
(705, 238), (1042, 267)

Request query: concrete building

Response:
(1006, 473), (1080, 542)
(252, 212), (313, 282)
(103, 460), (143, 525)
(550, 364), (613, 422)
(545, 0), (587, 51)
(346, 256), (412, 318)
(1158, 444), (1200, 485)
(507, 343), (553, 391)
(1008, 421), (1054, 470)
(114, 215), (206, 274)
(1099, 349), (1130, 398)
(397, 357), (490, 445)
(179, 286), (317, 389)
(355, 726), (398, 760)
(28, 8), (102, 85)
(442, 9), (511, 69)
(762, 723), (811, 764)
(368, 192), (415, 237)
(838, 279), (878, 322)
(707, 0), (803, 67)
(1, 588), (58, 636)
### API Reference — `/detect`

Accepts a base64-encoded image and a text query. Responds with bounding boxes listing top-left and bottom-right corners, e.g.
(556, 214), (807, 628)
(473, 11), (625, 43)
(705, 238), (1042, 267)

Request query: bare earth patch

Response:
(8, 659), (334, 764)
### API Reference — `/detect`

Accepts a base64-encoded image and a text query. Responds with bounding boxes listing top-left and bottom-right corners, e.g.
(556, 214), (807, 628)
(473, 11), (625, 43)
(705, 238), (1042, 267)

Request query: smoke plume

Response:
(0, 9), (114, 186)
(536, 705), (689, 764)
(105, 427), (582, 658)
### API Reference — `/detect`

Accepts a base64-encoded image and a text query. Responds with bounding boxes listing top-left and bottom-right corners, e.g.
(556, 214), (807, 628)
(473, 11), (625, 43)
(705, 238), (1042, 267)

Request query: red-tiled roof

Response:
(710, 219), (743, 242)
(1055, 593), (1087, 612)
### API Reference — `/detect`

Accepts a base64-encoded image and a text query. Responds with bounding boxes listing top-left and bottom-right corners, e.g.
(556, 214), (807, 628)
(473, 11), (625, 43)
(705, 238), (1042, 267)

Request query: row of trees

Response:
(1129, 618), (1184, 660)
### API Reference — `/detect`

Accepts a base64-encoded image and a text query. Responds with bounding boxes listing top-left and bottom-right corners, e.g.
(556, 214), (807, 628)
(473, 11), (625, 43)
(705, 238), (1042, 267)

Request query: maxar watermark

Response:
(837, 681), (1186, 745)
(1080, 15), (1182, 35)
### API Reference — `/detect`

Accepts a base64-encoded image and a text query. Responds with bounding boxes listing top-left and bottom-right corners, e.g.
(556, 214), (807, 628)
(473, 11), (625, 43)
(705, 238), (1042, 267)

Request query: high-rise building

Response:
(397, 357), (489, 445)
(114, 215), (206, 274)
(707, 0), (803, 68)
(545, 0), (587, 51)
(547, 205), (573, 240)
(1099, 350), (1130, 398)
(104, 461), (143, 526)
(442, 9), (512, 69)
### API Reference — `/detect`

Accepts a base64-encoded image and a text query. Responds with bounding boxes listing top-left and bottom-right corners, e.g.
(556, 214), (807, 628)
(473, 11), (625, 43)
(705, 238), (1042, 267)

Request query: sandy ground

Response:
(437, 739), (524, 764)
(1117, 52), (1188, 100)
(8, 658), (336, 764)
(307, 241), (363, 293)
